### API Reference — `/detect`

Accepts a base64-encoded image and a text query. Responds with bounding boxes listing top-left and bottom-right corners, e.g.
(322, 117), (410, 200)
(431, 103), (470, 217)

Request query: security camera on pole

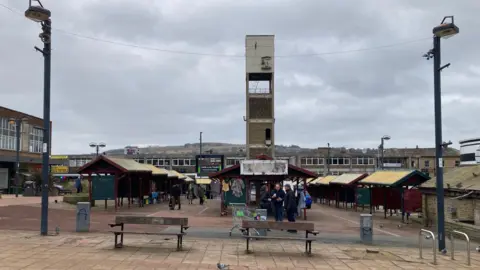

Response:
(24, 0), (52, 236)
(423, 16), (459, 252)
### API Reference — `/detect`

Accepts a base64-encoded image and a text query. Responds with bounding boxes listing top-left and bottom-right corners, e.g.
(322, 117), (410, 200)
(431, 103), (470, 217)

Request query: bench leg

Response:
(114, 233), (123, 248)
(176, 235), (181, 251)
(245, 228), (251, 253)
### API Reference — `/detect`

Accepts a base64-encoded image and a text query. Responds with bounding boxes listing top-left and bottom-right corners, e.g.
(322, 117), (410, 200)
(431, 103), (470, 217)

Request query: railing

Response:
(419, 229), (436, 265)
(450, 230), (470, 266)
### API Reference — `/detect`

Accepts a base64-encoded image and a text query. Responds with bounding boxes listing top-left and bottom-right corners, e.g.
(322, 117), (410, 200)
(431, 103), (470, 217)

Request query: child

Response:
(152, 190), (159, 204)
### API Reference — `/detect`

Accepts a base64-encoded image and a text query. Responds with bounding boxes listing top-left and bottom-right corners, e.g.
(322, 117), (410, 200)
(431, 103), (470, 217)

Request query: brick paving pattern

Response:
(0, 230), (478, 270)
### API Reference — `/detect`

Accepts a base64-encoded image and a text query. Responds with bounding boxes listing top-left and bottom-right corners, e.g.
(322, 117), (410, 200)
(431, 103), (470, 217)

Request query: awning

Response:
(169, 170), (187, 180)
(329, 173), (368, 186)
(196, 178), (212, 185)
(359, 170), (429, 187)
(184, 176), (194, 182)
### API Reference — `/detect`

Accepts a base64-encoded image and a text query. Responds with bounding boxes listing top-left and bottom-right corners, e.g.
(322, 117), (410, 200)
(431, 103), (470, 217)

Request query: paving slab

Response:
(0, 230), (478, 269)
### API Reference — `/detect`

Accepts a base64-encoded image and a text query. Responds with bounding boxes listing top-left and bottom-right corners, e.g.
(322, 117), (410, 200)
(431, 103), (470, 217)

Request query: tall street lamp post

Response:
(24, 0), (52, 236)
(89, 142), (106, 156)
(199, 132), (203, 155)
(423, 16), (459, 252)
(8, 117), (28, 197)
(379, 135), (391, 170)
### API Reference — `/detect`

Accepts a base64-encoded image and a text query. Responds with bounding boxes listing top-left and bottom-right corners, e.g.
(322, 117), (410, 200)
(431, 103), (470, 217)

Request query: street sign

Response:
(196, 154), (224, 177)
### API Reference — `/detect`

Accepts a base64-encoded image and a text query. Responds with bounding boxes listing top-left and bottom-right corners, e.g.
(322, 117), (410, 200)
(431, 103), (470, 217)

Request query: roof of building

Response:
(330, 173), (368, 186)
(77, 156), (152, 174)
(313, 175), (338, 185)
(141, 164), (170, 176)
(420, 165), (480, 191)
(359, 170), (430, 187)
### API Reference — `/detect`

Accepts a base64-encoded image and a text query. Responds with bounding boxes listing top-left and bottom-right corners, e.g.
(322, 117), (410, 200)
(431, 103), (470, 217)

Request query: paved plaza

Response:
(0, 197), (479, 269)
(0, 230), (478, 270)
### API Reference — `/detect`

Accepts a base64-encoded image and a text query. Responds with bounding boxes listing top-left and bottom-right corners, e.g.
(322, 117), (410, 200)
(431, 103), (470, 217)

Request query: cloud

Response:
(1, 0), (479, 154)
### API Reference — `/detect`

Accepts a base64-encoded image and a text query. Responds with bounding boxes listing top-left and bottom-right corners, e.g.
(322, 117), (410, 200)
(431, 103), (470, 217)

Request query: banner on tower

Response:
(240, 160), (288, 175)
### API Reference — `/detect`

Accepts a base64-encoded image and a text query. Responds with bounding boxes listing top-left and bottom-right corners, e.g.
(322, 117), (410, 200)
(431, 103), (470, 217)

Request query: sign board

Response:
(92, 175), (115, 200)
(240, 160), (288, 175)
(124, 146), (139, 155)
(51, 166), (69, 174)
(196, 154), (224, 177)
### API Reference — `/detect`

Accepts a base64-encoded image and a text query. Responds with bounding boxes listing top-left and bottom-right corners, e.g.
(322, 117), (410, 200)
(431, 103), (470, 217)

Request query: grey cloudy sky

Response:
(1, 0), (479, 154)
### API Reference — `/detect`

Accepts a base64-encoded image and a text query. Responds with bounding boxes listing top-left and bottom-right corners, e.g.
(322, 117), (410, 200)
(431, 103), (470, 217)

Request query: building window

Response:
(146, 159), (153, 164)
(455, 160), (460, 167)
(227, 158), (243, 166)
(352, 157), (374, 165)
(184, 159), (190, 166)
(190, 159), (196, 166)
(300, 157), (324, 166)
(158, 159), (164, 166)
(178, 159), (184, 166)
(29, 127), (43, 153)
(0, 118), (21, 151)
(172, 159), (179, 166)
(424, 160), (430, 168)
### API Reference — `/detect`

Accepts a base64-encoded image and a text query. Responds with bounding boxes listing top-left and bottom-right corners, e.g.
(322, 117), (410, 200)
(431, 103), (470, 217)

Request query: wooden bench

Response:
(108, 216), (189, 251)
(241, 220), (318, 255)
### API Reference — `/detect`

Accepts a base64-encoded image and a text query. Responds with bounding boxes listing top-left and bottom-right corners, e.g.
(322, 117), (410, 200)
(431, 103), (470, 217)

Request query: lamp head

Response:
(265, 139), (272, 147)
(382, 135), (391, 140)
(433, 16), (459, 39)
(89, 143), (97, 148)
(25, 5), (51, 22)
(98, 142), (106, 148)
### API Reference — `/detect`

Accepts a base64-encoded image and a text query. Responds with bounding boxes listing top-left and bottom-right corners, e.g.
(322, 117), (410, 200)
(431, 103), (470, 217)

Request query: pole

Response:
(326, 143), (330, 176)
(433, 35), (445, 251)
(96, 145), (99, 156)
(15, 119), (21, 198)
(200, 132), (203, 155)
(380, 138), (384, 170)
(40, 19), (51, 236)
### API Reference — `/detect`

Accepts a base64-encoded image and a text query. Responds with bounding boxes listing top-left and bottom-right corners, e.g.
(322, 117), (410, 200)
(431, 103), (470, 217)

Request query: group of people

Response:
(187, 184), (205, 205)
(260, 183), (311, 233)
(167, 183), (207, 210)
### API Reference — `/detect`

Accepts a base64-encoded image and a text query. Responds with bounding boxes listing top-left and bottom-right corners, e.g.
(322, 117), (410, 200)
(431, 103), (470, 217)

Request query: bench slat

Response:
(109, 231), (186, 236)
(115, 216), (188, 226)
(244, 236), (316, 241)
(242, 220), (314, 231)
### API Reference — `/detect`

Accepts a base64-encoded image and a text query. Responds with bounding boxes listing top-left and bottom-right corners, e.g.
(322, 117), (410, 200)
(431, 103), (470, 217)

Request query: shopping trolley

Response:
(229, 203), (267, 236)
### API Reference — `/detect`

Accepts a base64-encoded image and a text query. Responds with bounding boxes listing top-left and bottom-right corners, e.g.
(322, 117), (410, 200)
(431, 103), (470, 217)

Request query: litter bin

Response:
(360, 214), (373, 244)
(76, 202), (91, 232)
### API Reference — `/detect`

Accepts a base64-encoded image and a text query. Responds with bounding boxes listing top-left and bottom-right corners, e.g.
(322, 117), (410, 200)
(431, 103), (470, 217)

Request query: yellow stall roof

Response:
(330, 173), (367, 185)
(141, 164), (169, 176)
(169, 170), (187, 180)
(358, 170), (427, 186)
(315, 175), (338, 185)
(196, 178), (212, 185)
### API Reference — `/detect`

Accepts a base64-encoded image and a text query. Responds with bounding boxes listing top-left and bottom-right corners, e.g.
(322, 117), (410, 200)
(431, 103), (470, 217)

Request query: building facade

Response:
(0, 106), (51, 191)
(60, 145), (460, 177)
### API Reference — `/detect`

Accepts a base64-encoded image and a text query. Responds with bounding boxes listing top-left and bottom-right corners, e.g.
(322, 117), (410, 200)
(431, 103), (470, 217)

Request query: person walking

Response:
(271, 183), (285, 222)
(75, 177), (82, 193)
(171, 184), (181, 210)
(198, 185), (205, 205)
(284, 184), (297, 233)
(187, 184), (195, 204)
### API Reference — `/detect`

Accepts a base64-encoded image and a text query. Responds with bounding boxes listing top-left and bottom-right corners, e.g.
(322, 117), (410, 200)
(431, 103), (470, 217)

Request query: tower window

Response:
(265, 128), (271, 140)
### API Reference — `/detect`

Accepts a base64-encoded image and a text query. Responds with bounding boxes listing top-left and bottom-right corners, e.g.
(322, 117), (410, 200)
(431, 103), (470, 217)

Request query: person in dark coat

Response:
(259, 185), (270, 212)
(284, 184), (297, 233)
(198, 185), (205, 205)
(170, 184), (181, 210)
(271, 183), (285, 222)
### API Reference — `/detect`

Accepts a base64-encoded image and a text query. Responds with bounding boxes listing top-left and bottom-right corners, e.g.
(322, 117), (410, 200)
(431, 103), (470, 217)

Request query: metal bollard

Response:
(450, 230), (470, 266)
(419, 229), (436, 265)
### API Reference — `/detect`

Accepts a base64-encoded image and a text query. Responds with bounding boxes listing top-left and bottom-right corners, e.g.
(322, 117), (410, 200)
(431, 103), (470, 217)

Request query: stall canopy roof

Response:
(141, 164), (169, 176)
(196, 177), (212, 185)
(315, 175), (338, 185)
(170, 170), (187, 180)
(420, 164), (480, 191)
(78, 156), (152, 174)
(330, 173), (368, 186)
(184, 176), (194, 182)
(359, 170), (429, 187)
